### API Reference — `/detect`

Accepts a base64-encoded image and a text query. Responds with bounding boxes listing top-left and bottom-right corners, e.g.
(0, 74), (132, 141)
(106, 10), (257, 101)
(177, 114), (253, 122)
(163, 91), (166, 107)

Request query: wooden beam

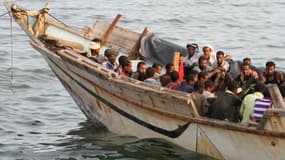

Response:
(173, 51), (180, 72)
(100, 14), (122, 45)
(268, 84), (285, 109)
(128, 27), (150, 59)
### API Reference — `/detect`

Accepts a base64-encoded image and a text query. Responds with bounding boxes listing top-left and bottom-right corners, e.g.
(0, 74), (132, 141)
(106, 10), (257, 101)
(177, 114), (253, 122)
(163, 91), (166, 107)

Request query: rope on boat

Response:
(9, 15), (15, 95)
(46, 12), (69, 27)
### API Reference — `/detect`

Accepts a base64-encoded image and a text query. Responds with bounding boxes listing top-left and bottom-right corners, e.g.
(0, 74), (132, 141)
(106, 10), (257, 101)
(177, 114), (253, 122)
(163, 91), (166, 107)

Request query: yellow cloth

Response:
(240, 92), (263, 124)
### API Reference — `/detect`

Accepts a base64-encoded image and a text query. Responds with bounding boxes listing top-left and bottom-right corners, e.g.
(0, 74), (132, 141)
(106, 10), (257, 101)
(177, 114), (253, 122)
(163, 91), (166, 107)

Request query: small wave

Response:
(24, 96), (51, 103)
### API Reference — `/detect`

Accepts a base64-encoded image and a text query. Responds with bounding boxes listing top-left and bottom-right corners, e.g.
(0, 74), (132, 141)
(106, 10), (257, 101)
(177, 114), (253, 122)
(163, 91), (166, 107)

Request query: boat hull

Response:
(30, 41), (285, 160)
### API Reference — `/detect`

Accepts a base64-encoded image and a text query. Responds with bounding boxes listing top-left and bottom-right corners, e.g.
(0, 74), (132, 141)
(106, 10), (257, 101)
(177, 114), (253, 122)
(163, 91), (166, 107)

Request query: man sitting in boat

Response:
(191, 81), (208, 116)
(144, 67), (161, 86)
(184, 42), (200, 73)
(152, 63), (163, 80)
(253, 88), (272, 122)
(102, 49), (119, 71)
(209, 81), (241, 122)
(159, 63), (175, 87)
(178, 73), (197, 93)
(166, 71), (180, 90)
(193, 56), (221, 89)
(240, 82), (267, 125)
(87, 38), (101, 61)
(262, 61), (284, 86)
(115, 55), (128, 73)
(132, 62), (147, 80)
(202, 45), (216, 67)
(212, 50), (230, 90)
(235, 63), (257, 98)
(118, 60), (133, 77)
(242, 57), (259, 80)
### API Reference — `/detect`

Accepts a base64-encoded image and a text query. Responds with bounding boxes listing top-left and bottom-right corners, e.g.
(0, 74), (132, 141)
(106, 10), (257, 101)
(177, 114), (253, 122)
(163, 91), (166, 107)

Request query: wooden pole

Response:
(172, 51), (180, 72)
(100, 14), (122, 45)
(128, 27), (150, 60)
(267, 84), (285, 109)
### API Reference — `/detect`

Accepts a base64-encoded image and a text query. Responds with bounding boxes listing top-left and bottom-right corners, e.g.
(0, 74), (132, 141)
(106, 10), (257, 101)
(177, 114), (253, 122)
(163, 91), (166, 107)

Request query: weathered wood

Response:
(87, 20), (141, 53)
(268, 84), (285, 109)
(128, 27), (150, 60)
(172, 51), (180, 71)
(100, 14), (122, 45)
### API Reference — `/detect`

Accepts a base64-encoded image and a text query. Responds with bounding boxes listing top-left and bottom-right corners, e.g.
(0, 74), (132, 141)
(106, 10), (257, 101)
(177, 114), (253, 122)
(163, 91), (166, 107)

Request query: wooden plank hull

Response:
(30, 42), (285, 160)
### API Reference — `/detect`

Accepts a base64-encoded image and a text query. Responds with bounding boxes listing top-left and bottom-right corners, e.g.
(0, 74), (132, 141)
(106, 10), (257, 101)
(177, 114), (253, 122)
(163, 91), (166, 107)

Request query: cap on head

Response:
(104, 48), (119, 57)
(89, 42), (100, 50)
(186, 42), (198, 49)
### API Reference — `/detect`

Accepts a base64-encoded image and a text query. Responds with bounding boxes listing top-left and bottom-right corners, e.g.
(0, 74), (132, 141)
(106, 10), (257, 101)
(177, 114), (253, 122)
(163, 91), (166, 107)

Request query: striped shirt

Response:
(253, 98), (272, 122)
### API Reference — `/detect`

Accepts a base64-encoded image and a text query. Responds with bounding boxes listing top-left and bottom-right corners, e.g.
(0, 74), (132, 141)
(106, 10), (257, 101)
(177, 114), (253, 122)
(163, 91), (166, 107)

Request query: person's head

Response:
(198, 71), (209, 83)
(216, 51), (225, 64)
(185, 73), (197, 85)
(152, 63), (162, 74)
(227, 80), (239, 94)
(165, 63), (175, 74)
(118, 56), (128, 66)
(243, 57), (251, 66)
(145, 67), (155, 79)
(186, 43), (197, 56)
(122, 60), (132, 73)
(194, 81), (204, 93)
(104, 49), (118, 64)
(170, 71), (179, 82)
(255, 82), (267, 93)
(204, 80), (214, 92)
(241, 63), (251, 76)
(88, 39), (101, 57)
(198, 56), (208, 69)
(263, 87), (270, 98)
(266, 61), (276, 75)
(202, 45), (213, 59)
(136, 62), (147, 74)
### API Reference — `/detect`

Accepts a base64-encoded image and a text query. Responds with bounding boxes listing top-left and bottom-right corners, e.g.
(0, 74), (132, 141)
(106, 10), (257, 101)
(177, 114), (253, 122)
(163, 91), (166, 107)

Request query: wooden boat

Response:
(5, 1), (285, 160)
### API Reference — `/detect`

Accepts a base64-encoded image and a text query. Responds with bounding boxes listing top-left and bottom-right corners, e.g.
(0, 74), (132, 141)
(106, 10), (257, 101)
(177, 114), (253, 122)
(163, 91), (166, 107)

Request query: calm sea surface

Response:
(1, 0), (285, 159)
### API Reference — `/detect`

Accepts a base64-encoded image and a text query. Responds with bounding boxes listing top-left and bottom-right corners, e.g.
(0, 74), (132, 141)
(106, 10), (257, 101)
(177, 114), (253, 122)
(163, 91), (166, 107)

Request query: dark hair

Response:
(118, 56), (128, 65)
(198, 72), (208, 80)
(92, 38), (101, 43)
(255, 82), (266, 93)
(216, 50), (224, 56)
(121, 60), (131, 67)
(145, 67), (155, 78)
(242, 57), (251, 65)
(165, 63), (174, 70)
(185, 74), (196, 82)
(137, 61), (146, 70)
(198, 56), (208, 63)
(266, 61), (275, 68)
(152, 63), (162, 69)
(170, 71), (179, 82)
(194, 81), (204, 91)
(205, 80), (214, 89)
(227, 81), (239, 92)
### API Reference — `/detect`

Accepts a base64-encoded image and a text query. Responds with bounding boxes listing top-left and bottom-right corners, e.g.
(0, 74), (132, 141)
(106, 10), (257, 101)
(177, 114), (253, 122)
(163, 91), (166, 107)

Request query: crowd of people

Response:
(87, 38), (285, 125)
